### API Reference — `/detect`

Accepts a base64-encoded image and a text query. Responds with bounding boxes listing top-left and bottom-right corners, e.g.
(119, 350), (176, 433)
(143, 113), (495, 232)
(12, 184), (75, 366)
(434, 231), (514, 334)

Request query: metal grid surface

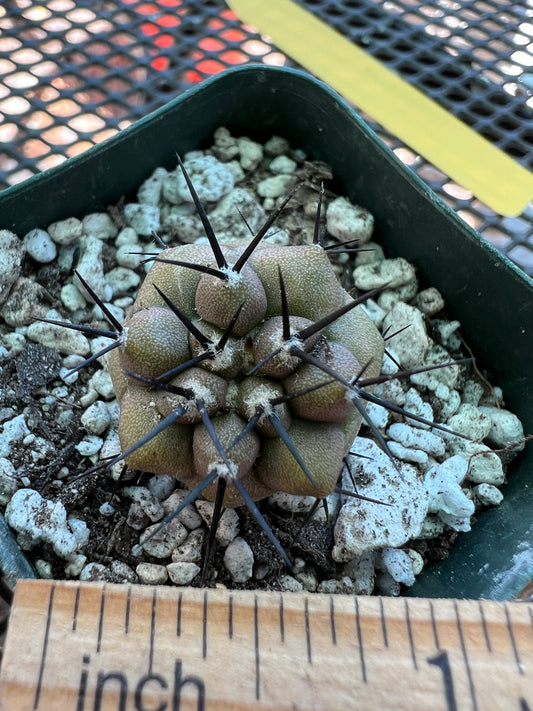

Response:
(1, 0), (533, 274)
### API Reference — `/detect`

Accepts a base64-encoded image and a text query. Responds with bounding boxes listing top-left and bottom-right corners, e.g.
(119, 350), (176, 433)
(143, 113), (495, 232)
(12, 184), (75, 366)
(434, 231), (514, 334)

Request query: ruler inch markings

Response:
(96, 587), (105, 654)
(33, 582), (55, 711)
(404, 598), (418, 670)
(504, 602), (524, 675)
(329, 596), (337, 646)
(254, 595), (260, 701)
(202, 590), (208, 659)
(1, 580), (532, 711)
(354, 596), (367, 683)
(429, 600), (440, 650)
(454, 599), (478, 711)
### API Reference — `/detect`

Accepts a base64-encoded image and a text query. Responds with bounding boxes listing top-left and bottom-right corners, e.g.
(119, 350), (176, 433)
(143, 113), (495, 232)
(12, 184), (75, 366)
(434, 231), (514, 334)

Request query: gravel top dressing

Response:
(0, 128), (526, 595)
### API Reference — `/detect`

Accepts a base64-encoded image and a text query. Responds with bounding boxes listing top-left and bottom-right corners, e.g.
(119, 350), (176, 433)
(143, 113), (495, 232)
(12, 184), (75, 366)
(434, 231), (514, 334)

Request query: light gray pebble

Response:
(0, 457), (19, 506)
(136, 562), (168, 585)
(450, 440), (505, 485)
(127, 503), (150, 531)
(82, 212), (118, 241)
(93, 301), (124, 326)
(212, 126), (239, 161)
(171, 529), (204, 563)
(105, 267), (141, 296)
(375, 571), (401, 596)
(415, 287), (445, 315)
(446, 404), (492, 441)
(417, 515), (446, 539)
(79, 388), (99, 408)
(403, 388), (434, 428)
(99, 502), (115, 516)
(0, 230), (25, 307)
(181, 155), (235, 203)
(388, 422), (445, 457)
(110, 560), (138, 583)
(223, 537), (254, 583)
(278, 575), (304, 592)
(167, 561), (201, 585)
(47, 217), (83, 245)
(354, 241), (385, 266)
(264, 135), (290, 155)
(373, 378), (406, 407)
(326, 197), (374, 244)
(364, 401), (389, 430)
(379, 547), (416, 586)
(122, 486), (164, 522)
(353, 257), (415, 291)
(139, 518), (188, 558)
(387, 442), (429, 465)
(295, 568), (318, 592)
(0, 414), (31, 456)
(61, 283), (87, 311)
(76, 235), (112, 301)
(269, 155), (297, 174)
(148, 474), (176, 500)
(473, 483), (504, 506)
(89, 370), (115, 399)
(90, 336), (116, 368)
(333, 439), (429, 561)
(434, 319), (462, 349)
(1, 332), (26, 355)
(116, 243), (143, 269)
(237, 137), (263, 170)
(115, 227), (139, 248)
(137, 166), (169, 205)
(195, 501), (239, 545)
(256, 174), (293, 199)
(316, 577), (354, 594)
(5, 488), (89, 558)
(462, 380), (485, 407)
(81, 400), (111, 435)
(124, 203), (161, 236)
(382, 302), (428, 369)
(208, 187), (266, 240)
(163, 491), (203, 530)
(75, 435), (103, 457)
(64, 554), (87, 578)
(224, 159), (245, 183)
(413, 344), (461, 390)
(163, 211), (204, 243)
(267, 492), (317, 513)
(342, 551), (376, 594)
(0, 276), (51, 327)
(478, 406), (525, 449)
(27, 309), (90, 355)
(426, 456), (474, 525)
(35, 560), (53, 578)
(24, 228), (57, 263)
(360, 298), (387, 327)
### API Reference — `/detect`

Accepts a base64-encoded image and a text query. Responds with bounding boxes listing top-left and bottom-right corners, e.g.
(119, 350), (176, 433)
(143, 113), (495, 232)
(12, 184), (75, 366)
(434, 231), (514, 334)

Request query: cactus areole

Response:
(104, 162), (385, 514)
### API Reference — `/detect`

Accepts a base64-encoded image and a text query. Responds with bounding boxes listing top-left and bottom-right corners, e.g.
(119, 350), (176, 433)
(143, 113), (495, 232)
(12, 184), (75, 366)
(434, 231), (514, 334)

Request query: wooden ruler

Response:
(0, 579), (531, 710)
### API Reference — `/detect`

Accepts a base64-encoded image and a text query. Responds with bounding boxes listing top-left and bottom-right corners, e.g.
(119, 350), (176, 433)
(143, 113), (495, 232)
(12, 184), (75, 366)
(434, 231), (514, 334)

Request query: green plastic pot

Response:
(1, 66), (531, 600)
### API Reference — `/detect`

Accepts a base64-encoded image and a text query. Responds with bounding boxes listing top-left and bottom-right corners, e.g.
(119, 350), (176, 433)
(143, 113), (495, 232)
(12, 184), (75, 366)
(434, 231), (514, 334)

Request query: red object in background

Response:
(126, 1), (246, 78)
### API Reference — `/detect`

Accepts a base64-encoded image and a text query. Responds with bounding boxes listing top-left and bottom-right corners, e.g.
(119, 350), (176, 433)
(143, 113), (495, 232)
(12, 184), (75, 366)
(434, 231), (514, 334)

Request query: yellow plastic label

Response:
(227, 0), (533, 217)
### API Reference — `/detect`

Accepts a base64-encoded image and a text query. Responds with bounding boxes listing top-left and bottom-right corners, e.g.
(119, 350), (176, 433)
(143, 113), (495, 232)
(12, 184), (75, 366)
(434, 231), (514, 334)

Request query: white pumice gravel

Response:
(24, 228), (57, 263)
(0, 127), (526, 593)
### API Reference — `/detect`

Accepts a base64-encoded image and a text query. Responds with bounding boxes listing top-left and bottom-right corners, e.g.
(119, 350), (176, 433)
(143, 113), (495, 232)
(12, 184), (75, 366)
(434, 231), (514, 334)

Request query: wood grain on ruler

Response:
(0, 579), (531, 710)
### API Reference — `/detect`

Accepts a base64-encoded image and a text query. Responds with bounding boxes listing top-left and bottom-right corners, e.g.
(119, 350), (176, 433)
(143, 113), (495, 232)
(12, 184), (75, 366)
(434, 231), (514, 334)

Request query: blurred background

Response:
(1, 0), (532, 274)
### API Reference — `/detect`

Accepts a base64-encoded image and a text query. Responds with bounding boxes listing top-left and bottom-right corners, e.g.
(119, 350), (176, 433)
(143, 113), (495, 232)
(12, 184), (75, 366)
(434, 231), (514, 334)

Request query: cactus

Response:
(45, 157), (465, 572)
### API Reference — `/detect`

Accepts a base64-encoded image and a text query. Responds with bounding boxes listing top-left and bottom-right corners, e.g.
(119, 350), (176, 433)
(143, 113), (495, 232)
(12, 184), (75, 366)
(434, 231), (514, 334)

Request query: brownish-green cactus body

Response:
(108, 236), (384, 507)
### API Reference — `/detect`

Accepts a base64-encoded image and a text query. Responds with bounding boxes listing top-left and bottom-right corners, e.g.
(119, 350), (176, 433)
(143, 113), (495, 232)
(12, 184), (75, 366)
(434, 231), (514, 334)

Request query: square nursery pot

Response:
(1, 65), (531, 600)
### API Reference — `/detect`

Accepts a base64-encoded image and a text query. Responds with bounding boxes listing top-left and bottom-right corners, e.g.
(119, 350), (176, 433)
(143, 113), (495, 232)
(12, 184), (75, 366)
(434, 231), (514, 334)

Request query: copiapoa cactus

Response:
(43, 156), (464, 573)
